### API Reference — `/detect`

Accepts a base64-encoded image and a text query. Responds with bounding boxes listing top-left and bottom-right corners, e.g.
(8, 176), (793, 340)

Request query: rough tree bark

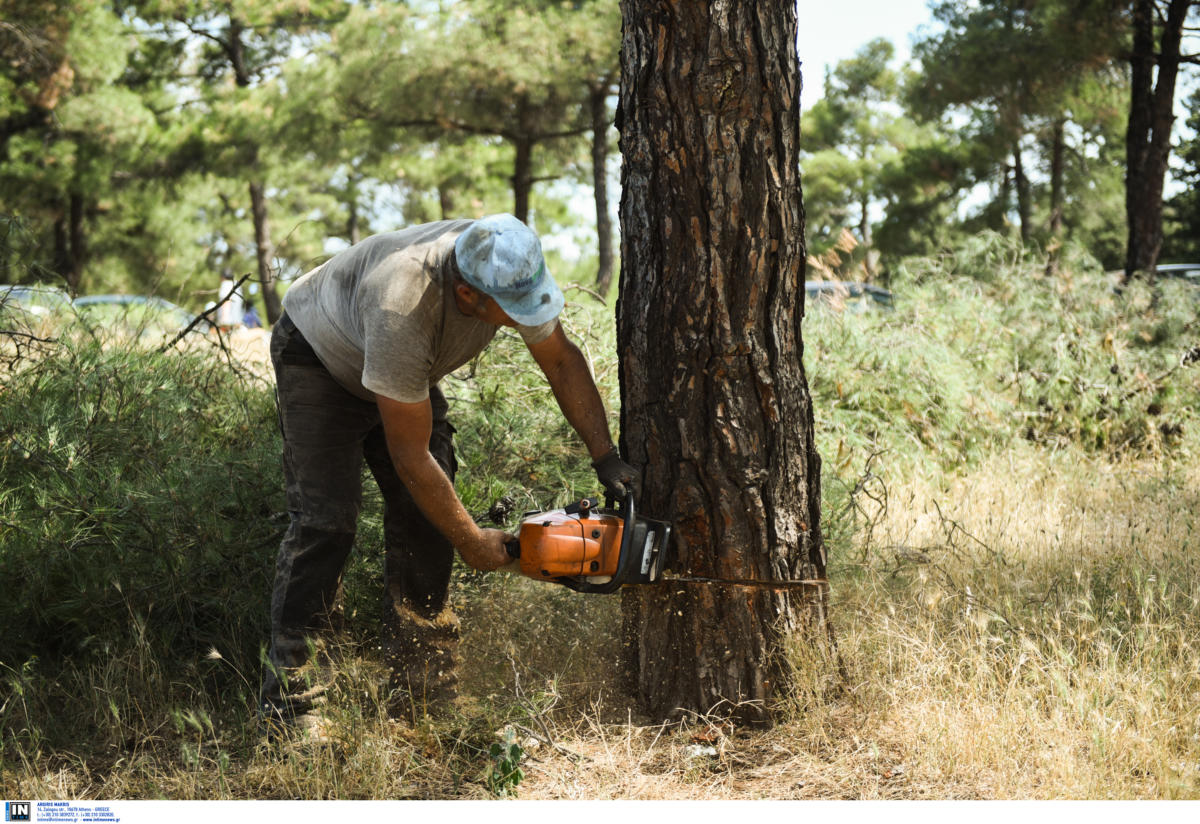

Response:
(616, 0), (826, 725)
(1123, 0), (1192, 282)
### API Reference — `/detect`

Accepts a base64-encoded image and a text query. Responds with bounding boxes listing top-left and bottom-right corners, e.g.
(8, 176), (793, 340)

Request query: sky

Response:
(796, 0), (937, 112)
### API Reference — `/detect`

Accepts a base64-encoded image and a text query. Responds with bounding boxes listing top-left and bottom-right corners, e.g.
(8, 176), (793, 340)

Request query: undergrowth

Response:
(2, 233), (1199, 798)
(0, 332), (282, 767)
(811, 233), (1200, 547)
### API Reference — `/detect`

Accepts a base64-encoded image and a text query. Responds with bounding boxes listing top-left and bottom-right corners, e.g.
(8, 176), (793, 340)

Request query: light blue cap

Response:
(454, 214), (565, 326)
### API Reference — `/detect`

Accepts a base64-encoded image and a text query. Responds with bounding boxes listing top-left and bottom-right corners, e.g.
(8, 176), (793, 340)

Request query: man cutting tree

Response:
(259, 214), (637, 736)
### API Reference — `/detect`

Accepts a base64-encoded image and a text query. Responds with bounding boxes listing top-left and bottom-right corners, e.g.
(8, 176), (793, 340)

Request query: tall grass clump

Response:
(0, 328), (283, 765)
(795, 448), (1200, 799)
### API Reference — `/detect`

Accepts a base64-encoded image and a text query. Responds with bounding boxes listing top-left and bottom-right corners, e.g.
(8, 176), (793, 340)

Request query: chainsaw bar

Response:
(659, 574), (828, 589)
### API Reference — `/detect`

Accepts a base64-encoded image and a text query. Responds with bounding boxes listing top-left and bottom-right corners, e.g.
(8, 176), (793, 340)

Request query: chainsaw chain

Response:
(659, 574), (828, 589)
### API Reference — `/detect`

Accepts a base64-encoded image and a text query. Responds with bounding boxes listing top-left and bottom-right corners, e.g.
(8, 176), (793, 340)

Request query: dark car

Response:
(805, 280), (894, 313)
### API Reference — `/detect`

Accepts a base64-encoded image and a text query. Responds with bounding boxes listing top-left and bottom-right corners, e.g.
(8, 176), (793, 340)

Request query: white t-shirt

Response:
(281, 220), (558, 403)
(216, 278), (243, 327)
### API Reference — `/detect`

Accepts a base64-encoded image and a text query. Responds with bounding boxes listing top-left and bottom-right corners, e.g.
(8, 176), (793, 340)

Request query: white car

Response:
(72, 294), (213, 339)
(1156, 263), (1200, 283)
(0, 284), (72, 320)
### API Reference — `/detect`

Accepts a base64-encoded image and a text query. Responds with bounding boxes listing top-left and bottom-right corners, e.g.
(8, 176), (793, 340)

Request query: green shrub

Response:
(0, 334), (283, 752)
(808, 237), (1199, 487)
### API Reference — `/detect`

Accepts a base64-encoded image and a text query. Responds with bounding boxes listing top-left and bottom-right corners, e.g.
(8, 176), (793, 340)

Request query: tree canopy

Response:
(1, 1), (1197, 300)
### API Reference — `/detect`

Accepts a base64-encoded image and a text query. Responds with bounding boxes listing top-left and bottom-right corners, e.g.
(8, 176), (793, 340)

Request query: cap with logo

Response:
(453, 214), (564, 326)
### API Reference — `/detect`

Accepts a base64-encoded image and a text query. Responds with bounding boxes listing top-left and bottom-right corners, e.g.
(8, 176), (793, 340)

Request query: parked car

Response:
(0, 284), (72, 322)
(1156, 263), (1200, 284)
(72, 294), (210, 339)
(805, 280), (894, 313)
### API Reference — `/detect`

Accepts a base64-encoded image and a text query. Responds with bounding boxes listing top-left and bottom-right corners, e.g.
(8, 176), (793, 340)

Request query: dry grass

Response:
(504, 445), (1200, 800)
(7, 445), (1196, 800)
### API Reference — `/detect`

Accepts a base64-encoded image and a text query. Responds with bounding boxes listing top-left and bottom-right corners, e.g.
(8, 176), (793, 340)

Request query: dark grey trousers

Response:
(260, 315), (457, 719)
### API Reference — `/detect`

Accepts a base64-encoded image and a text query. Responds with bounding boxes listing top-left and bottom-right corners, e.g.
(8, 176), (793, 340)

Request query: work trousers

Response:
(259, 314), (457, 719)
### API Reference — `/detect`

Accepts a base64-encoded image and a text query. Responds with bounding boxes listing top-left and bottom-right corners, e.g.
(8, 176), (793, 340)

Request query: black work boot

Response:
(258, 638), (342, 745)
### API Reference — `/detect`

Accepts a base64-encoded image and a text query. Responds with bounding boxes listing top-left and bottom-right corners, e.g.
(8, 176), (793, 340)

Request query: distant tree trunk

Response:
(591, 79), (615, 295)
(52, 192), (86, 293)
(438, 185), (455, 222)
(68, 192), (85, 291)
(249, 179), (282, 324)
(347, 195), (361, 245)
(1046, 116), (1066, 275)
(225, 17), (282, 323)
(512, 137), (533, 225)
(1013, 140), (1031, 244)
(510, 94), (535, 224)
(858, 188), (873, 278)
(617, 0), (827, 725)
(343, 175), (362, 244)
(1123, 0), (1190, 282)
(999, 163), (1013, 231)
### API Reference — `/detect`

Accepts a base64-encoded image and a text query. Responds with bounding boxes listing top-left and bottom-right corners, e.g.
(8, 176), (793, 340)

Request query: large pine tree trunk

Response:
(616, 0), (826, 725)
(1123, 0), (1190, 281)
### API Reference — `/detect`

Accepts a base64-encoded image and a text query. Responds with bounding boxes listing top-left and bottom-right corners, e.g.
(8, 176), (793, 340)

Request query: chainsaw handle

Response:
(504, 537), (521, 559)
(559, 493), (636, 594)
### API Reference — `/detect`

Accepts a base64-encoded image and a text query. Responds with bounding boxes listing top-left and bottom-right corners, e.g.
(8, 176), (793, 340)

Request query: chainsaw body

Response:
(506, 496), (671, 593)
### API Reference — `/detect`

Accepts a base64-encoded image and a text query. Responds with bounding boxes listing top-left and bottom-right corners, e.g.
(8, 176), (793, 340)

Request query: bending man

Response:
(259, 214), (636, 732)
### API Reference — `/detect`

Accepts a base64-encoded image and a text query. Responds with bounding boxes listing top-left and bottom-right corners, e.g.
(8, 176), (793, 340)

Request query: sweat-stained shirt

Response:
(281, 220), (559, 403)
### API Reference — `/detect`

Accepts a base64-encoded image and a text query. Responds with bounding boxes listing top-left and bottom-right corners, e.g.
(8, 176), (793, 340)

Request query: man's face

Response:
(454, 282), (518, 327)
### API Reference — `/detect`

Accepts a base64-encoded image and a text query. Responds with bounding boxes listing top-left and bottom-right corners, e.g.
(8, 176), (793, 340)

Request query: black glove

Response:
(592, 450), (640, 501)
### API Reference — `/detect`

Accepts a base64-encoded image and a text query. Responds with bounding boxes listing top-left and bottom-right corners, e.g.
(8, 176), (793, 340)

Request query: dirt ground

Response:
(210, 326), (273, 377)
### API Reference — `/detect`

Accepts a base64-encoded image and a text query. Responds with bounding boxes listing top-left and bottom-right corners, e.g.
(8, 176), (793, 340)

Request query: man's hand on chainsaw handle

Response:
(458, 528), (516, 572)
(593, 449), (641, 501)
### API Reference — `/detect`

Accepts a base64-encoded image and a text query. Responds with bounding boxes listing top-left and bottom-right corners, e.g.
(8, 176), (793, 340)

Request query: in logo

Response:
(4, 802), (30, 822)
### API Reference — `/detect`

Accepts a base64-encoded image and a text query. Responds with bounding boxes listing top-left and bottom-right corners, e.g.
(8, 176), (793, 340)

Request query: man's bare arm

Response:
(525, 323), (616, 461)
(376, 394), (511, 571)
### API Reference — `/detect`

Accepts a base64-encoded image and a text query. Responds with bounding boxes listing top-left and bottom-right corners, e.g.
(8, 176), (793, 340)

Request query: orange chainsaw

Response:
(503, 495), (672, 593)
